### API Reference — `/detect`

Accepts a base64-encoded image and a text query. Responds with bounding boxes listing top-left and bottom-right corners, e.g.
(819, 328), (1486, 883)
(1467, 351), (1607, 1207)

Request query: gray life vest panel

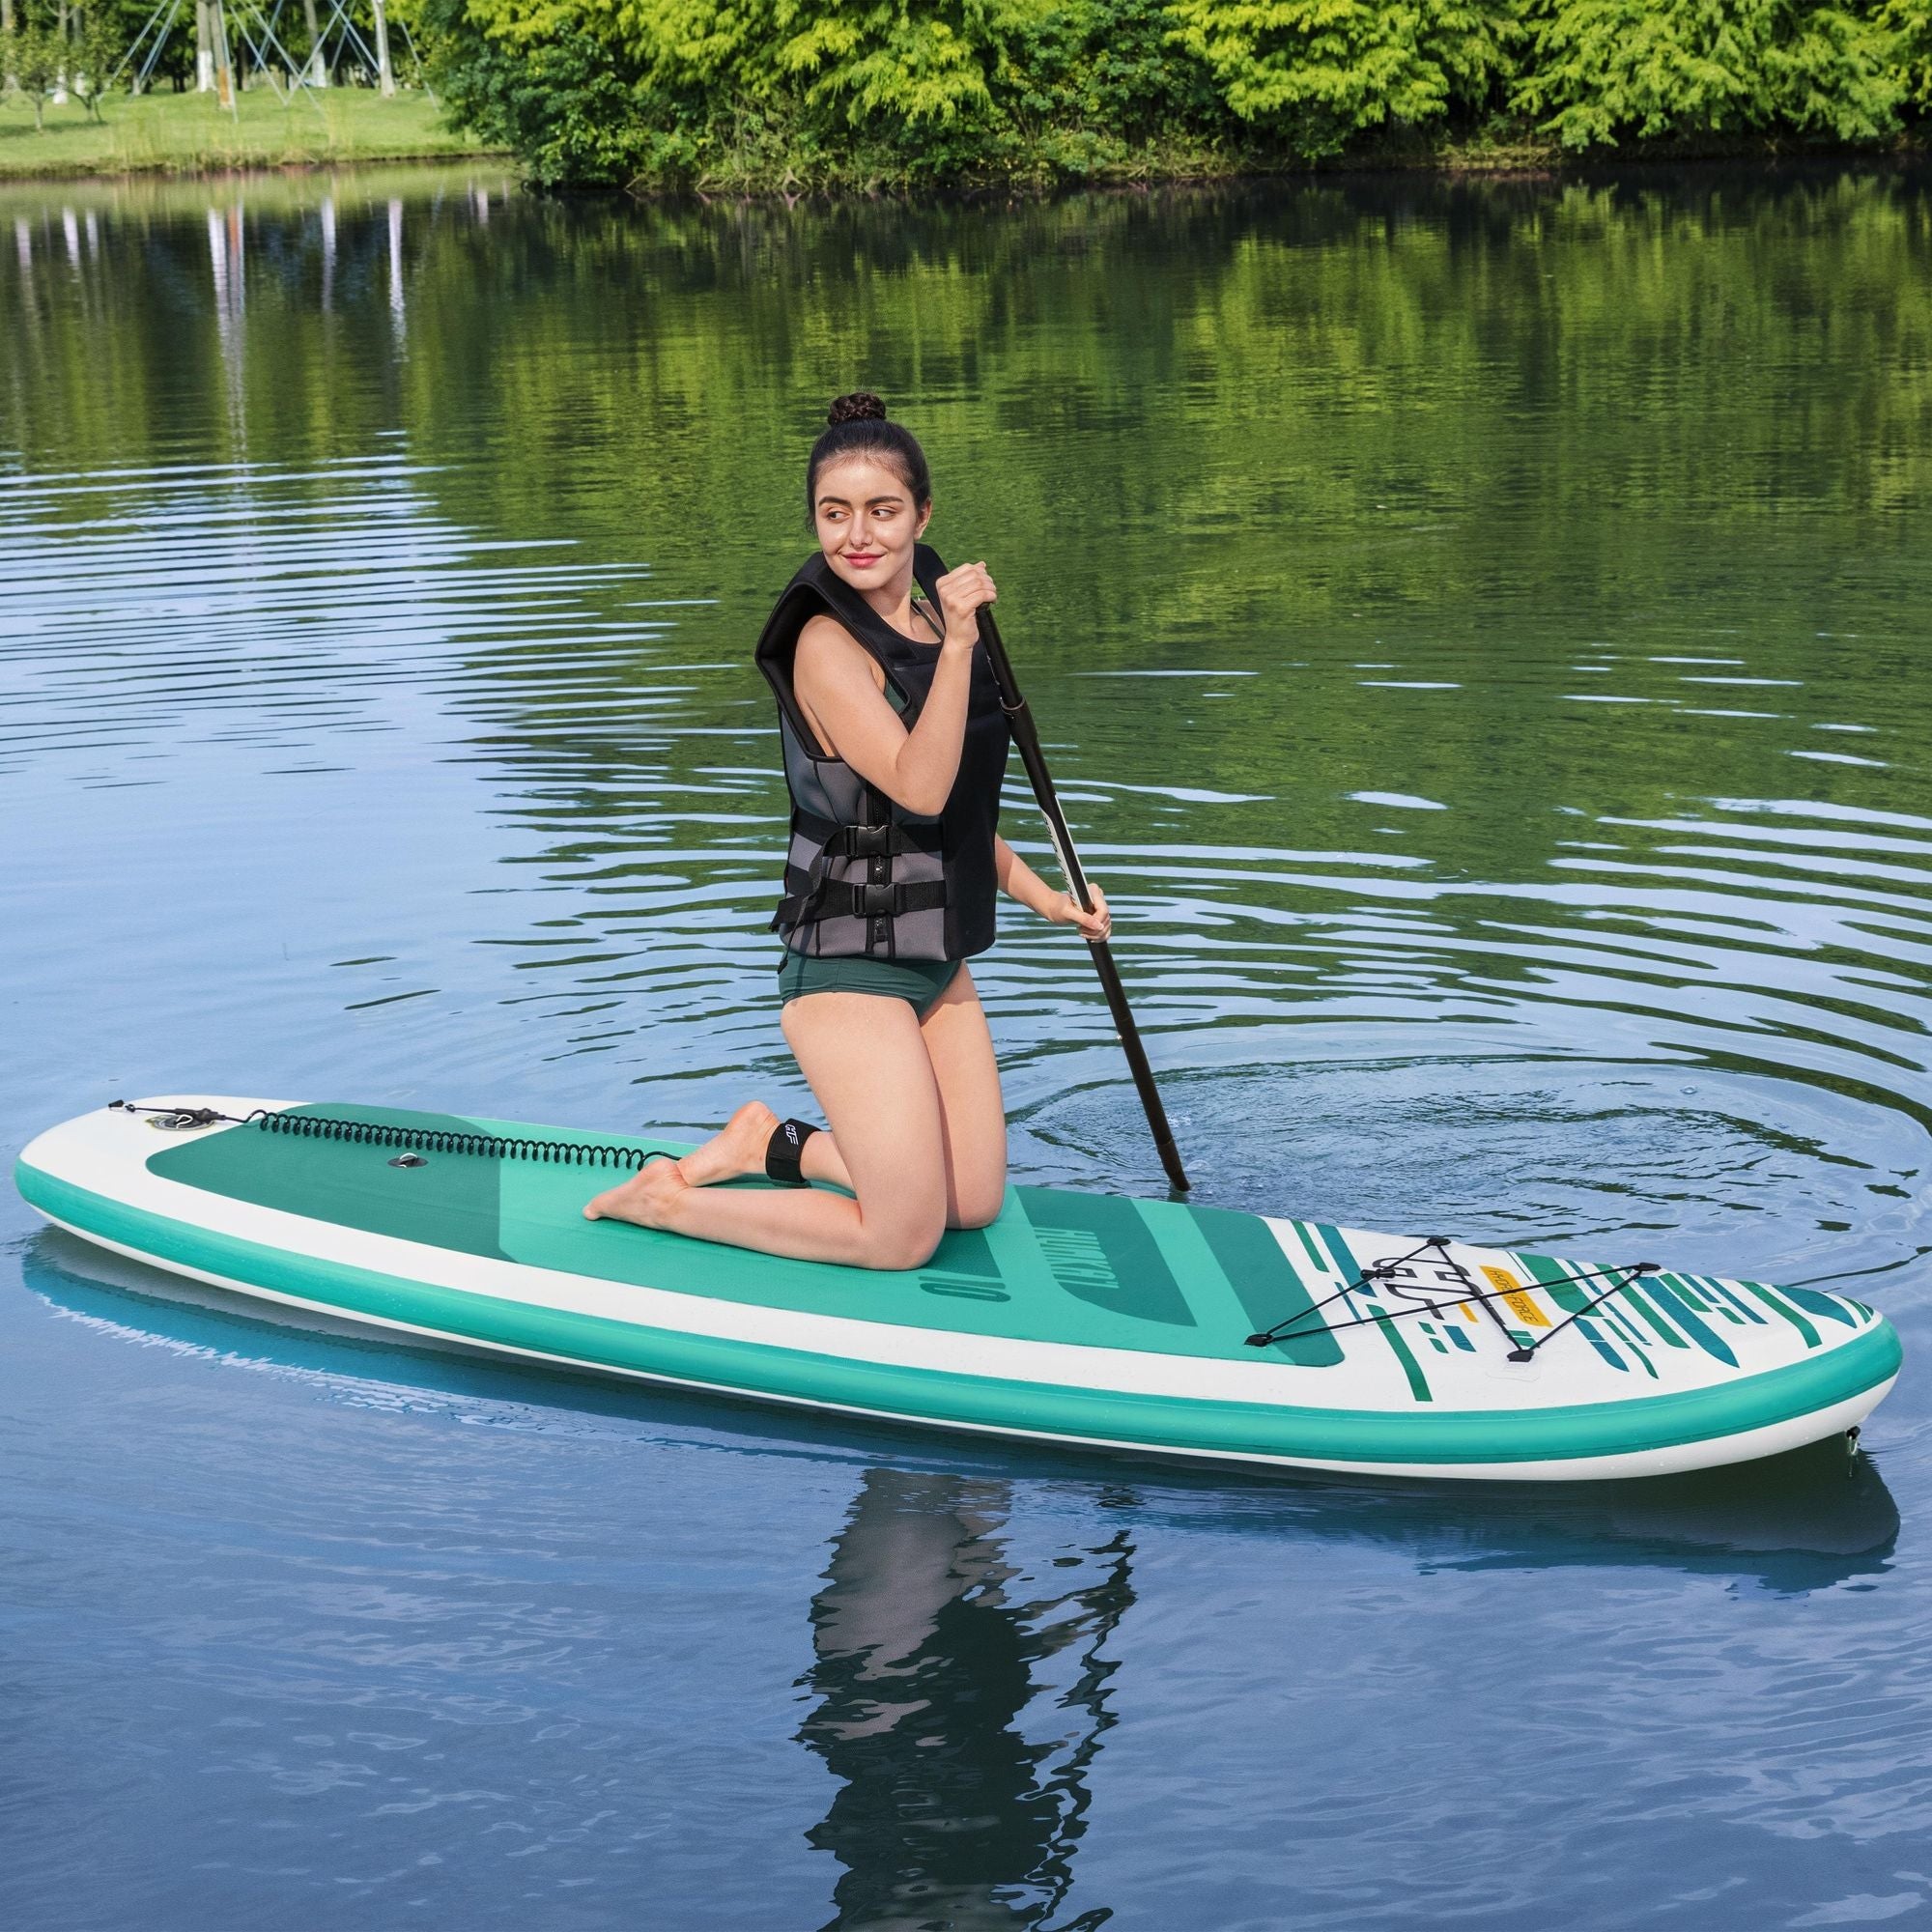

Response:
(756, 544), (1011, 961)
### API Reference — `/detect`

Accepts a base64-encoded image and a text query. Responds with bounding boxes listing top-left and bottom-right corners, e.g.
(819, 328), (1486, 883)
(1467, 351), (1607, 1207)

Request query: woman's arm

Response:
(996, 835), (1111, 940)
(793, 560), (999, 818)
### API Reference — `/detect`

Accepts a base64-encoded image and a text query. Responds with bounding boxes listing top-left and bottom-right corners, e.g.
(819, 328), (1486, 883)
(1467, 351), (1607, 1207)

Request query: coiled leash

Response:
(111, 1097), (825, 1187)
(108, 1099), (674, 1173)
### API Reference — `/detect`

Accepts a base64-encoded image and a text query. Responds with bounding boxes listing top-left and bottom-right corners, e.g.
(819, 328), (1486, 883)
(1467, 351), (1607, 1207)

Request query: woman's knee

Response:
(947, 1186), (1006, 1232)
(857, 1205), (947, 1271)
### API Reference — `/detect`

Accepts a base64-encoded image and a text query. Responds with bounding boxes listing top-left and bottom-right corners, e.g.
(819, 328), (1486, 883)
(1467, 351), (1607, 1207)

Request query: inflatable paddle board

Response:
(15, 1096), (1903, 1482)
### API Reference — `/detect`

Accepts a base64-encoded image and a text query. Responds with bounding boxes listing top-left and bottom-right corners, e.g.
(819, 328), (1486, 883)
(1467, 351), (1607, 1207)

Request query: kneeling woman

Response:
(586, 393), (1107, 1266)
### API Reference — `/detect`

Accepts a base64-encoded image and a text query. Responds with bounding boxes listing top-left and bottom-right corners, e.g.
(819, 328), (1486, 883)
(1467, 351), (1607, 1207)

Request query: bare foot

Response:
(675, 1099), (782, 1189)
(583, 1156), (690, 1228)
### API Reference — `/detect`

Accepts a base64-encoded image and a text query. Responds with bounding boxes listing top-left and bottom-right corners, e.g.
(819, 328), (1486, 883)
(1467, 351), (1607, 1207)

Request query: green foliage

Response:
(1880, 0), (1932, 108)
(1510, 1), (1903, 148)
(4, 22), (67, 129)
(76, 7), (124, 119)
(424, 0), (654, 184)
(422, 0), (1932, 187)
(1165, 0), (1509, 154)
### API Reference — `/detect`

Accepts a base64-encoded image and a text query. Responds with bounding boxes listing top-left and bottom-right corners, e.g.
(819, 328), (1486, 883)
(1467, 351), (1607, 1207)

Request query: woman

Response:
(586, 392), (1107, 1267)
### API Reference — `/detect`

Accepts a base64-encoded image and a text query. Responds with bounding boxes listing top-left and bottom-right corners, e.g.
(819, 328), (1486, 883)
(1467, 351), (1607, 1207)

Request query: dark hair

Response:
(805, 392), (932, 526)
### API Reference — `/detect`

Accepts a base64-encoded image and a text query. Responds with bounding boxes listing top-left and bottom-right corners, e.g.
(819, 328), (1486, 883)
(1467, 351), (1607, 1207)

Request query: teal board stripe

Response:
(1516, 1252), (1595, 1312)
(1746, 1283), (1822, 1349)
(17, 1162), (1901, 1467)
(1190, 1208), (1343, 1368)
(1780, 1285), (1861, 1331)
(1577, 1320), (1627, 1372)
(1704, 1278), (1768, 1324)
(1615, 1280), (1689, 1350)
(1646, 1277), (1738, 1368)
(1316, 1224), (1432, 1404)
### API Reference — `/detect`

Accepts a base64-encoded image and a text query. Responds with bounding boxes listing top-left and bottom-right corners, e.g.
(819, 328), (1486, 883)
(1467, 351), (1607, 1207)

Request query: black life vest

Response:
(756, 543), (1011, 961)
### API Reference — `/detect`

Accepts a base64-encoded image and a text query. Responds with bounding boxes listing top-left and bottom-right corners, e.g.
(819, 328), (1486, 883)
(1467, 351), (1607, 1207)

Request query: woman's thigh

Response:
(781, 992), (951, 1264)
(918, 966), (1008, 1229)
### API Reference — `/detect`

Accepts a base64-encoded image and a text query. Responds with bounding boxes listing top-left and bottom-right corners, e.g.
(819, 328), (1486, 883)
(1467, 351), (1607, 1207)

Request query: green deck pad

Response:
(142, 1105), (1344, 1369)
(1021, 1187), (1193, 1326)
(148, 1105), (511, 1262)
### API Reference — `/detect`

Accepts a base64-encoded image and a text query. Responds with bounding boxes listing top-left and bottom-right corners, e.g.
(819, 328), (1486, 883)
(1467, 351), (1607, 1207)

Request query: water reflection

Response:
(801, 1468), (1130, 1931)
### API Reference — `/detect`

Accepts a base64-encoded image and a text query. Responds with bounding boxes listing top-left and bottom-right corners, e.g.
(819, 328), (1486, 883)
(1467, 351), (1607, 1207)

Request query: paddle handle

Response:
(978, 610), (1191, 1192)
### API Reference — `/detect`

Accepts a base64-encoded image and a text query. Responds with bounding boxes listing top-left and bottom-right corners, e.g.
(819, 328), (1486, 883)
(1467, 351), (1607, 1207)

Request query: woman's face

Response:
(813, 454), (930, 594)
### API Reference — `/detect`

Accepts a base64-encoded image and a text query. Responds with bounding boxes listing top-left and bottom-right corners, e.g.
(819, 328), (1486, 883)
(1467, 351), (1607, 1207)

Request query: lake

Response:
(4, 160), (1930, 1930)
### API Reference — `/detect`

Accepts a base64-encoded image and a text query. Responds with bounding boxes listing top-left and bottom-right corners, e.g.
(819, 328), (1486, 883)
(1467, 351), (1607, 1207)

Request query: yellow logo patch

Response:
(1481, 1264), (1549, 1327)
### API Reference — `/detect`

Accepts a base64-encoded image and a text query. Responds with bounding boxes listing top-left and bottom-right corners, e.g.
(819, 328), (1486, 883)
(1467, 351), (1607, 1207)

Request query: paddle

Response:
(977, 606), (1191, 1191)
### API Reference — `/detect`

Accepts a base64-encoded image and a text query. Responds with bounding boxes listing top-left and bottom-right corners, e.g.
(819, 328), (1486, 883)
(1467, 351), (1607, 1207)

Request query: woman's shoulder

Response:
(796, 611), (869, 668)
(795, 612), (886, 692)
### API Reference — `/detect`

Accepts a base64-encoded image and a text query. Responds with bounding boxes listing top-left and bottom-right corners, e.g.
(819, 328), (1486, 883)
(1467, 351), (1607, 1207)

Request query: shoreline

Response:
(0, 107), (1920, 196)
(0, 145), (515, 186)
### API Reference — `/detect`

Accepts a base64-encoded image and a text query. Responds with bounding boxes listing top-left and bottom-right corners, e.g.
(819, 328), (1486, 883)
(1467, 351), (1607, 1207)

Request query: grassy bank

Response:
(0, 86), (506, 179)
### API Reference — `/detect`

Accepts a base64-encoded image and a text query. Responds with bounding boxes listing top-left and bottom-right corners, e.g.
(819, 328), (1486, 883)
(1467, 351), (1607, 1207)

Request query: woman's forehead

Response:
(815, 456), (912, 502)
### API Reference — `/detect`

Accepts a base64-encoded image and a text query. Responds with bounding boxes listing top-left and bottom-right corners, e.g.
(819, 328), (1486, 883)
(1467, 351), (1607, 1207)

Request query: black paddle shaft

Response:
(977, 607), (1191, 1191)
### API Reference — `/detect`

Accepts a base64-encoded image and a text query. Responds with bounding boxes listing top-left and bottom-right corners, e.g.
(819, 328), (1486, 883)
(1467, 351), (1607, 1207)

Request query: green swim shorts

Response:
(776, 952), (963, 1018)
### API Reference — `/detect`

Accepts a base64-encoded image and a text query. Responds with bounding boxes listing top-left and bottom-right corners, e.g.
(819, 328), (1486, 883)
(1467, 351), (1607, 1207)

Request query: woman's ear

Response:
(915, 500), (932, 538)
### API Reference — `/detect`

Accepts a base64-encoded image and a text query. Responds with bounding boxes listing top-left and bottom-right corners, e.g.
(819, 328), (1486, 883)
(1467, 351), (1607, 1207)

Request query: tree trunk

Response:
(213, 0), (233, 107)
(195, 0), (213, 92)
(2, 0), (14, 99)
(301, 0), (326, 86)
(371, 0), (395, 98)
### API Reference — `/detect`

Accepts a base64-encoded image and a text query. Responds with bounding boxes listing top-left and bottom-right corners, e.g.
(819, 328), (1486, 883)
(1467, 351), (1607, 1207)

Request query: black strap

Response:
(773, 876), (949, 929)
(790, 815), (943, 859)
(766, 1118), (819, 1187)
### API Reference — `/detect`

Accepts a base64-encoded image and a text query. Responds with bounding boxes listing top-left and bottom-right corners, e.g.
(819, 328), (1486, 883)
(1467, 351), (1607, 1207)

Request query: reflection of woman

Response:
(800, 1467), (1132, 1930)
(588, 393), (1107, 1264)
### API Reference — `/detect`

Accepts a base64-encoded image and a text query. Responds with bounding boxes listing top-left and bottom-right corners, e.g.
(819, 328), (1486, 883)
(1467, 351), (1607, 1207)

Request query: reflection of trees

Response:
(10, 169), (1932, 1090)
(800, 1468), (1132, 1931)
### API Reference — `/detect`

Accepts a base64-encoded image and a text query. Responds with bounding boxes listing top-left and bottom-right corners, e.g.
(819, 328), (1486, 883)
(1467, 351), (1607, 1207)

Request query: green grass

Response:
(0, 84), (506, 179)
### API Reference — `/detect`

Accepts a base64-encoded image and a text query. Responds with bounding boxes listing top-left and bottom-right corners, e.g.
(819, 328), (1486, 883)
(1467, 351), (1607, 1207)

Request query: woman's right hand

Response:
(934, 560), (997, 646)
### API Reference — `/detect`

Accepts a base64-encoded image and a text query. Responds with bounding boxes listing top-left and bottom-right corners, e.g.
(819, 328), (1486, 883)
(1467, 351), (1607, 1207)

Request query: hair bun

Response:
(827, 391), (888, 426)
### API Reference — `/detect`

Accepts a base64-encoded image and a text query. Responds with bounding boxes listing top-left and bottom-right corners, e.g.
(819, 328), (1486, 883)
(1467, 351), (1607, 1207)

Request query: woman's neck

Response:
(855, 562), (921, 636)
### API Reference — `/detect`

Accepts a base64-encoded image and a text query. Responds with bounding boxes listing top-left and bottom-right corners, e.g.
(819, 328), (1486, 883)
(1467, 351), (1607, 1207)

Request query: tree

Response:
(1163, 0), (1509, 156)
(1510, 0), (1904, 148)
(75, 5), (123, 119)
(1880, 0), (1932, 109)
(4, 20), (66, 128)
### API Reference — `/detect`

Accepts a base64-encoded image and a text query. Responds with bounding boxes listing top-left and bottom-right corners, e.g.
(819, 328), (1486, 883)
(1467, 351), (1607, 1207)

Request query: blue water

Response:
(5, 166), (1932, 1929)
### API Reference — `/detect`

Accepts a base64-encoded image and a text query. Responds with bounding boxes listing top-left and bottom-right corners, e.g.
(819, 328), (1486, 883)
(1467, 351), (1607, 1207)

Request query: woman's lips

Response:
(845, 554), (882, 567)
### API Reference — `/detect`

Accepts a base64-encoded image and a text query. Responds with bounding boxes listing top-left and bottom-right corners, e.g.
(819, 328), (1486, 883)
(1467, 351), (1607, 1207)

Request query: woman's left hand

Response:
(1046, 882), (1110, 942)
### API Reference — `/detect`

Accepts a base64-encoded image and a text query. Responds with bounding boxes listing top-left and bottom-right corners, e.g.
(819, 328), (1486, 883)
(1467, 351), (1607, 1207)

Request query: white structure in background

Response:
(371, 0), (394, 96)
(117, 0), (418, 102)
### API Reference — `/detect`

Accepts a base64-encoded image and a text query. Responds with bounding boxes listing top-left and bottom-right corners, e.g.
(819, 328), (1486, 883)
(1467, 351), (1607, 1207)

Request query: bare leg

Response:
(918, 966), (1008, 1229)
(661, 972), (999, 1213)
(581, 993), (949, 1269)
